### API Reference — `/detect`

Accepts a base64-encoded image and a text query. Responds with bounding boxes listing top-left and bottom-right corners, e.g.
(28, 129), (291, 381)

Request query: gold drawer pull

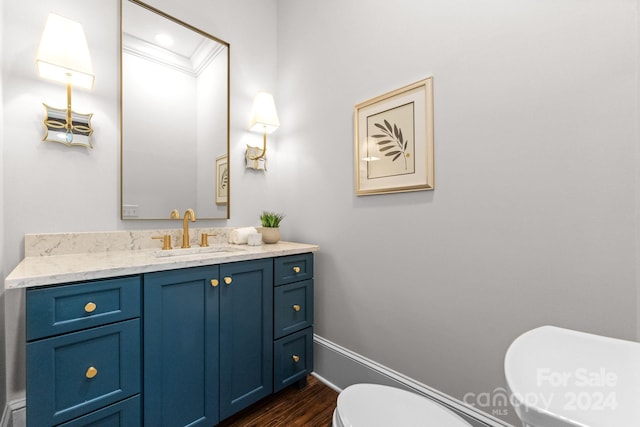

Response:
(292, 355), (300, 363)
(84, 302), (97, 313)
(211, 279), (219, 287)
(224, 277), (232, 285)
(292, 304), (301, 312)
(293, 266), (301, 273)
(85, 366), (98, 379)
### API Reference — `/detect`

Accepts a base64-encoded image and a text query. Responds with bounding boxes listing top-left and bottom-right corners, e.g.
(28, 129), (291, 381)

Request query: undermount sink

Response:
(152, 245), (244, 258)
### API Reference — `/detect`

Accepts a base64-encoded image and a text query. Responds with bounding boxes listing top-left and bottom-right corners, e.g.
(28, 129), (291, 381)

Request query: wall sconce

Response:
(246, 91), (279, 170)
(36, 13), (95, 149)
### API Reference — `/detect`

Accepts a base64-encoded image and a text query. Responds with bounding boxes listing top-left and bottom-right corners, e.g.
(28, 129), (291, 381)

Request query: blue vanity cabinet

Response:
(25, 276), (142, 427)
(143, 265), (220, 427)
(24, 251), (315, 427)
(273, 253), (314, 392)
(143, 259), (274, 425)
(219, 259), (273, 420)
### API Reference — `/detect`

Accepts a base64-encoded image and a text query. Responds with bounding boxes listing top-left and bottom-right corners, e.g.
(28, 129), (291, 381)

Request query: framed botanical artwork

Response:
(215, 154), (228, 205)
(354, 77), (434, 195)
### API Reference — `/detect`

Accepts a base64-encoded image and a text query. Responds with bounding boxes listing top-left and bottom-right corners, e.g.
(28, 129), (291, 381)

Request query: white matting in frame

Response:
(354, 77), (434, 195)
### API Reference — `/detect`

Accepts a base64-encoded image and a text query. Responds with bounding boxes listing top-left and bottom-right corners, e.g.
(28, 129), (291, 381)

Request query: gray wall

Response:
(637, 0), (640, 347)
(0, 0), (7, 416)
(275, 0), (638, 424)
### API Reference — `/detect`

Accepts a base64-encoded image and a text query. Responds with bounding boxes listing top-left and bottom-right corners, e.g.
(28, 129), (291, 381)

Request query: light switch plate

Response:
(122, 204), (139, 218)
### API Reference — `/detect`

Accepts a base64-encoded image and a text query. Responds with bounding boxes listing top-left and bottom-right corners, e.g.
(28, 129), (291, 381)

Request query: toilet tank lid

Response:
(337, 384), (471, 427)
(504, 326), (640, 427)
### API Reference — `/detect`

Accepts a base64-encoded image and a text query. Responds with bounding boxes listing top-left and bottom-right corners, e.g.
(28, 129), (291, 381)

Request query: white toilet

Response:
(332, 383), (472, 427)
(505, 326), (640, 427)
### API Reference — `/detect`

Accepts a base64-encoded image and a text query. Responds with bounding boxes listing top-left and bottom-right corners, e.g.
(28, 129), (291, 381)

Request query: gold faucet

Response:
(182, 208), (196, 248)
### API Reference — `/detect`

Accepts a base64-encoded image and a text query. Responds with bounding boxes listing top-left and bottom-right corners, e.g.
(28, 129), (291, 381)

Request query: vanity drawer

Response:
(274, 253), (313, 286)
(274, 327), (313, 392)
(57, 395), (140, 427)
(274, 280), (313, 339)
(27, 276), (141, 341)
(26, 319), (141, 427)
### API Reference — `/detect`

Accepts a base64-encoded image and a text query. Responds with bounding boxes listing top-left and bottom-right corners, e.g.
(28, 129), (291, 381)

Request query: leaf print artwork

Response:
(354, 77), (433, 195)
(371, 119), (410, 170)
(216, 155), (229, 204)
(220, 166), (228, 190)
(365, 102), (415, 180)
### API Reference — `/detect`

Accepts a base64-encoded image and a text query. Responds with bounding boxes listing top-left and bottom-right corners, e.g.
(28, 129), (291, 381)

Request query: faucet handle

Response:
(152, 235), (172, 250)
(200, 233), (217, 247)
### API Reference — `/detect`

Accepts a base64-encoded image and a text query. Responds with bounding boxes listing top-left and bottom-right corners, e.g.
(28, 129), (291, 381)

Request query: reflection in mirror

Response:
(121, 0), (230, 220)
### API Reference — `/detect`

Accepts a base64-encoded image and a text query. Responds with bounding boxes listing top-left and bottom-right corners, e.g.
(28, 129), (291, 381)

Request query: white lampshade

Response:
(249, 92), (280, 134)
(36, 14), (95, 89)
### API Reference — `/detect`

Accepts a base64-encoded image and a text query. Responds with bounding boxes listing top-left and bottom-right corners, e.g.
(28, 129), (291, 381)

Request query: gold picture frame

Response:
(215, 154), (228, 205)
(354, 77), (434, 195)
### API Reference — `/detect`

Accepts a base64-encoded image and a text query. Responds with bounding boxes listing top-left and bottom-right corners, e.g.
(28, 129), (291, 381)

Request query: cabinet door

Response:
(274, 327), (314, 392)
(143, 266), (219, 427)
(27, 276), (141, 341)
(56, 395), (140, 427)
(219, 259), (273, 420)
(274, 279), (314, 339)
(27, 320), (140, 427)
(274, 253), (313, 286)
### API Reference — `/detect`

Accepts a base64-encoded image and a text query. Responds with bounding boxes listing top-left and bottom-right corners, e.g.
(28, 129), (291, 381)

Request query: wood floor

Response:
(218, 375), (338, 427)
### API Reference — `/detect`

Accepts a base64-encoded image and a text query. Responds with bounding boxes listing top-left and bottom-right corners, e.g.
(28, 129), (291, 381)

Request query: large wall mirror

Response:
(120, 0), (230, 220)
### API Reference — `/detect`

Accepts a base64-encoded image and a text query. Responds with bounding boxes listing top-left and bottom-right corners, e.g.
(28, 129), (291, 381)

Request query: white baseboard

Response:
(1, 399), (25, 427)
(313, 334), (513, 427)
(310, 371), (341, 393)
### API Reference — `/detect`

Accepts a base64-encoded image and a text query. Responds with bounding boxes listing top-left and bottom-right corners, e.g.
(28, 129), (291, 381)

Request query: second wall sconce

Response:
(246, 91), (279, 170)
(36, 13), (95, 148)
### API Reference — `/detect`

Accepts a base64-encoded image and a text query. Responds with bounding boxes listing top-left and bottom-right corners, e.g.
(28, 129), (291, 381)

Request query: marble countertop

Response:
(6, 241), (319, 290)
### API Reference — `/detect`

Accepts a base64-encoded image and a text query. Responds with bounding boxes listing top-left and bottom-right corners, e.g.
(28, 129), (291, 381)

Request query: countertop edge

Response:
(6, 242), (319, 290)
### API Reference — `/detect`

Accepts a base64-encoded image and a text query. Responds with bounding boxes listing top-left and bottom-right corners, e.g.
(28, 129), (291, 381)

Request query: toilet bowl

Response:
(505, 326), (640, 427)
(332, 383), (471, 427)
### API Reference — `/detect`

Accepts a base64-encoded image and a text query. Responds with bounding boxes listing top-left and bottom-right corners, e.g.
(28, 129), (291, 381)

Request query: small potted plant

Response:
(260, 211), (285, 244)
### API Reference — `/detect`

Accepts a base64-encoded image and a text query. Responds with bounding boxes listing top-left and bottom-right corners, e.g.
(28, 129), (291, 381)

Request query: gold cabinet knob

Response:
(293, 266), (301, 273)
(224, 277), (232, 285)
(85, 366), (98, 379)
(210, 279), (219, 287)
(84, 302), (97, 313)
(292, 355), (300, 363)
(292, 304), (301, 312)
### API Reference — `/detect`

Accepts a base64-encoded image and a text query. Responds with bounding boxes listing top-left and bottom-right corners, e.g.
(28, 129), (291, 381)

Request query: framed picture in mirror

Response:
(216, 154), (228, 205)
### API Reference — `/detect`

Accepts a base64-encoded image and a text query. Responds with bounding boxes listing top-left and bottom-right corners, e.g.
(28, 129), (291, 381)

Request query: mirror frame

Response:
(120, 0), (231, 220)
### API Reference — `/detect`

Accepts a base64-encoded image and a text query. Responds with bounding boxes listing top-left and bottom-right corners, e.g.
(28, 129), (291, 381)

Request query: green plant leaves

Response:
(260, 211), (285, 227)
